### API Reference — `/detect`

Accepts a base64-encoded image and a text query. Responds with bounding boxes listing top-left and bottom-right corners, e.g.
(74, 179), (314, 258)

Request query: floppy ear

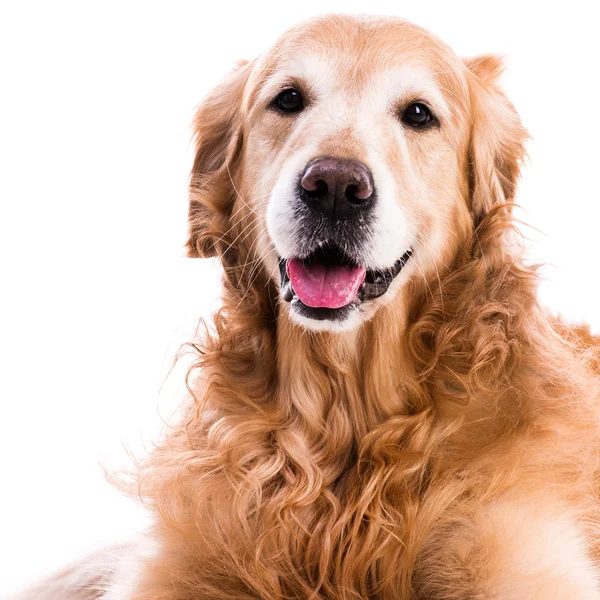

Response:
(463, 55), (529, 221)
(186, 60), (253, 258)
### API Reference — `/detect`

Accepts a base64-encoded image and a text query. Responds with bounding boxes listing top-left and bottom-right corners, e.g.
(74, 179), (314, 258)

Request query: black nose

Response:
(298, 156), (375, 221)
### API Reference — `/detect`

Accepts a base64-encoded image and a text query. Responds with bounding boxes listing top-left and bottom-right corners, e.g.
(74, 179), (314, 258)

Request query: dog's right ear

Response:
(186, 60), (253, 258)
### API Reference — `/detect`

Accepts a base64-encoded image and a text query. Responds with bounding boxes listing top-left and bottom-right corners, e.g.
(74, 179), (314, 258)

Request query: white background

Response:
(1, 0), (599, 595)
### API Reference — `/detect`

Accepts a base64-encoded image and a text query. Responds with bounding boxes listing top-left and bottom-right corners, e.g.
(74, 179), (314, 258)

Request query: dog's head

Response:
(186, 15), (527, 333)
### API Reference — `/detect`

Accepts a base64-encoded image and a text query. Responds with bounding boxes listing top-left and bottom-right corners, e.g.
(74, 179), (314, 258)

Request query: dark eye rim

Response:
(271, 88), (306, 114)
(400, 102), (439, 129)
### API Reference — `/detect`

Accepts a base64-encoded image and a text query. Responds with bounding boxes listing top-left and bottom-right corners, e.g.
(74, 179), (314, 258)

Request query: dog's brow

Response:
(256, 53), (336, 106)
(373, 66), (451, 122)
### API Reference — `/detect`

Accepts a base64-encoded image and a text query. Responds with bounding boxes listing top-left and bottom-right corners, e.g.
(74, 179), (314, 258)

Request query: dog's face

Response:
(187, 16), (526, 333)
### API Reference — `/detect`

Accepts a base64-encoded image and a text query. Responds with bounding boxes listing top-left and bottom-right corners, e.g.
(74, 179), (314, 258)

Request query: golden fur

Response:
(24, 14), (600, 600)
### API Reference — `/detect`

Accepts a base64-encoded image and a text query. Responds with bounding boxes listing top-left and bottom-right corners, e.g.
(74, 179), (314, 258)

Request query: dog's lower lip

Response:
(278, 247), (412, 319)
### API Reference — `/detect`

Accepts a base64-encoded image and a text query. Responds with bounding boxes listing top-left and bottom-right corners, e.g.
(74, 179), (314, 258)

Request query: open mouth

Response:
(278, 244), (412, 321)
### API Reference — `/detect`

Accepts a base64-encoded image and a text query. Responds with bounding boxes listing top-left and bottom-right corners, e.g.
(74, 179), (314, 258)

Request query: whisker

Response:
(212, 190), (275, 249)
(231, 246), (278, 316)
(220, 215), (262, 259)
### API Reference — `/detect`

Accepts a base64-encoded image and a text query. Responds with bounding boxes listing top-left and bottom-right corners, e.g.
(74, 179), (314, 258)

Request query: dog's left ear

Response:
(186, 60), (253, 258)
(463, 55), (529, 221)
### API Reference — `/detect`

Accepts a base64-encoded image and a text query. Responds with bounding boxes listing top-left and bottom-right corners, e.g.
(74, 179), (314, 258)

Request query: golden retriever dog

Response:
(20, 13), (600, 600)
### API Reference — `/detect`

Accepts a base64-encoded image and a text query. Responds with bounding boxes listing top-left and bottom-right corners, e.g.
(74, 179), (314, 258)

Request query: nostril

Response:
(345, 184), (360, 203)
(303, 178), (329, 199)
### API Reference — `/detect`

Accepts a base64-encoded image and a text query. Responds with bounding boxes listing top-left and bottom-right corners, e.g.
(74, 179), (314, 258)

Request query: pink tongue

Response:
(286, 259), (366, 309)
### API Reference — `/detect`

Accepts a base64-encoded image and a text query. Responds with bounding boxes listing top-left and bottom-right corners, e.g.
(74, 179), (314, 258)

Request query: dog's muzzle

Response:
(277, 156), (412, 323)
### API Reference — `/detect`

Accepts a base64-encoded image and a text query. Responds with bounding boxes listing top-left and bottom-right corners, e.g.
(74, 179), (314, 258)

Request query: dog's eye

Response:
(402, 103), (434, 128)
(273, 88), (305, 114)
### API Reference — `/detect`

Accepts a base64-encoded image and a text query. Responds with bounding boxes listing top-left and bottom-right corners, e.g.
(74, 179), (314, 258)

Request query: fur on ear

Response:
(186, 60), (253, 258)
(463, 55), (529, 221)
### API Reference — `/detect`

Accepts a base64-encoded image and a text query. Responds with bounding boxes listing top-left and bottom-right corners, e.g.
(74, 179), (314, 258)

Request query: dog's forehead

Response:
(252, 15), (466, 111)
(272, 14), (455, 65)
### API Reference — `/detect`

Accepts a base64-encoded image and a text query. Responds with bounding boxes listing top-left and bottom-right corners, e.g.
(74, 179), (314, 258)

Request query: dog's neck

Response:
(253, 214), (543, 460)
(275, 300), (413, 441)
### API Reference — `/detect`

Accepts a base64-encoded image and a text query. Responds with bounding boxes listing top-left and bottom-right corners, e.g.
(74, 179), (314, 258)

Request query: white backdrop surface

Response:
(1, 0), (599, 594)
